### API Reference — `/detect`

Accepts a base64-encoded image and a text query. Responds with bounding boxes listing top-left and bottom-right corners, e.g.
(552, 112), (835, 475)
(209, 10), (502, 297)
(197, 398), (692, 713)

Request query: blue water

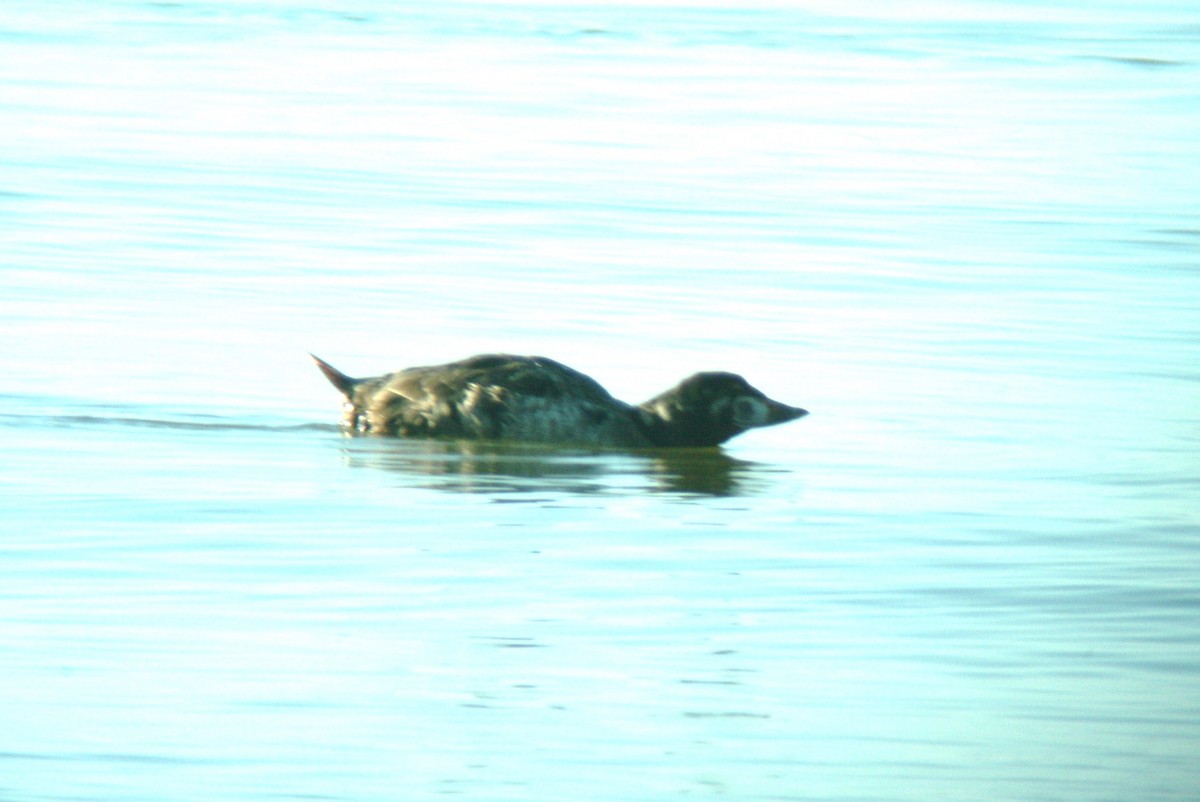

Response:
(2, 1), (1199, 800)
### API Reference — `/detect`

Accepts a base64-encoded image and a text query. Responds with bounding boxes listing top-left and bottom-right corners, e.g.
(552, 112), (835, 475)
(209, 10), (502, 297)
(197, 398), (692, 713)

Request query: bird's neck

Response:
(634, 405), (722, 448)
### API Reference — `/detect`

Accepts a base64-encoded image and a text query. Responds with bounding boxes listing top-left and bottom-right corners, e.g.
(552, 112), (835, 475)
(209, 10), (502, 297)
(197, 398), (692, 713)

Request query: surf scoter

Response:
(311, 353), (807, 448)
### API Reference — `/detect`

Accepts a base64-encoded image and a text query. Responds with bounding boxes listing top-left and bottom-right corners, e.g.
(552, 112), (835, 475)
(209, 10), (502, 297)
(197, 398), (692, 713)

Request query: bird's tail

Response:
(309, 353), (358, 396)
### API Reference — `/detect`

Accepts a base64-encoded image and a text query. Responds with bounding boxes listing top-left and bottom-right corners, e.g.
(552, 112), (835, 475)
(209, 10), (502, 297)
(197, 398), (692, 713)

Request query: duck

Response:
(311, 353), (807, 448)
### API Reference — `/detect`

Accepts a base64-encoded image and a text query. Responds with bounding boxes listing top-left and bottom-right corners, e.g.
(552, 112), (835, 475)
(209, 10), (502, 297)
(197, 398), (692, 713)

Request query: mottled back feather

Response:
(329, 355), (653, 447)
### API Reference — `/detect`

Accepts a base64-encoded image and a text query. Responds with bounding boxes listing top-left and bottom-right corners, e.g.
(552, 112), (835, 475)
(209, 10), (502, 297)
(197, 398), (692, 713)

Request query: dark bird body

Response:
(311, 353), (806, 448)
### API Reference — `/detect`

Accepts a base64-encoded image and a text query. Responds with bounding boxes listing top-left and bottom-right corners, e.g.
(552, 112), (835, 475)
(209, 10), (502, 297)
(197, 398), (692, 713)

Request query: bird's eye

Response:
(732, 397), (767, 426)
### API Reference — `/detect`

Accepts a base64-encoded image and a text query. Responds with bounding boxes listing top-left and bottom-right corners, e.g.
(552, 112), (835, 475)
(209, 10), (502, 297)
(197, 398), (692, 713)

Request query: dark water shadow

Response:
(0, 398), (338, 435)
(332, 435), (788, 498)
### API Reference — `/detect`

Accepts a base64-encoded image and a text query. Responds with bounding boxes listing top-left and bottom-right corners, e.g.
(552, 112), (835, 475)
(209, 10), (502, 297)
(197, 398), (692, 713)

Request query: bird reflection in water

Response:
(333, 436), (778, 497)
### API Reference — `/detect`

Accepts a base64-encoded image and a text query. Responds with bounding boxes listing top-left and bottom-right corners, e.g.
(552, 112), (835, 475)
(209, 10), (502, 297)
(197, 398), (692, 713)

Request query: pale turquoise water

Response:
(2, 2), (1199, 800)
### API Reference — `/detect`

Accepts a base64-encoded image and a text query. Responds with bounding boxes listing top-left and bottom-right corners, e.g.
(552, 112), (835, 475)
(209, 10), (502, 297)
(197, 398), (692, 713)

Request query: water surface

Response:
(2, 1), (1198, 800)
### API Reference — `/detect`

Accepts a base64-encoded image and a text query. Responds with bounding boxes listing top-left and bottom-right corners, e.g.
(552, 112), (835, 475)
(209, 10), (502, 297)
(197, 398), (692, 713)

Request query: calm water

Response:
(2, 1), (1199, 800)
